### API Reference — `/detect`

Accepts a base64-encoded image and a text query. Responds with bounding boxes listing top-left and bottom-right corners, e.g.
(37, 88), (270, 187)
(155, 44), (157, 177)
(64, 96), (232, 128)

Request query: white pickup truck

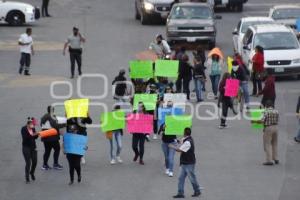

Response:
(0, 0), (40, 25)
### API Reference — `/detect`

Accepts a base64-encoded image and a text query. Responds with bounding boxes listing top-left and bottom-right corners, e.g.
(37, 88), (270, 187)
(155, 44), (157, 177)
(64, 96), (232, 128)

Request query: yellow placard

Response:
(64, 99), (89, 119)
(227, 56), (233, 73)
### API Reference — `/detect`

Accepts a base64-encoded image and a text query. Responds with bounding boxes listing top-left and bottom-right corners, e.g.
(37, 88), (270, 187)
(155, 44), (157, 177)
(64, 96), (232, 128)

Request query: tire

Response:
(236, 4), (243, 12)
(135, 3), (141, 20)
(208, 41), (216, 50)
(7, 11), (24, 26)
(141, 11), (150, 25)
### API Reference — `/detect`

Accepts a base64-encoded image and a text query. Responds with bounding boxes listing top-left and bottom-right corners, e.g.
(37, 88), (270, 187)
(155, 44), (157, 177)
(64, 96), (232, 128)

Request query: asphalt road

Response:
(0, 0), (299, 200)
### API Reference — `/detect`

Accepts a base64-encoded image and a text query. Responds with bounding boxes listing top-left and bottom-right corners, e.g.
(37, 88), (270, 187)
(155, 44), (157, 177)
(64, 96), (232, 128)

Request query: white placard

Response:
(163, 93), (187, 111)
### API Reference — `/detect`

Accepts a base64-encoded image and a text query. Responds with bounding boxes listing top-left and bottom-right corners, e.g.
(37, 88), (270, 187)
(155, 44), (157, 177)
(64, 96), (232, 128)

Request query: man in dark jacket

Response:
(112, 69), (127, 102)
(193, 59), (206, 102)
(171, 128), (201, 198)
(40, 106), (66, 170)
(176, 54), (193, 100)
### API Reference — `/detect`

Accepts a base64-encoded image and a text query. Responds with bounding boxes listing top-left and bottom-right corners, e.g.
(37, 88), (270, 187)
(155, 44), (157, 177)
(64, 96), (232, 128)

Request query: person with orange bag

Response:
(21, 117), (39, 183)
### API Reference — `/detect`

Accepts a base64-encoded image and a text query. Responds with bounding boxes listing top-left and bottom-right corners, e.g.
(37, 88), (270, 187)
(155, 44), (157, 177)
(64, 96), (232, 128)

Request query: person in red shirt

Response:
(258, 74), (276, 108)
(251, 45), (265, 95)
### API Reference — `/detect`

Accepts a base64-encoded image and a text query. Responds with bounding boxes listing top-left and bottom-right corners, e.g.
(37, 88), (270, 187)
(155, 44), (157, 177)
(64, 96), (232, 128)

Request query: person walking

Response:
(132, 102), (147, 165)
(66, 114), (92, 164)
(40, 106), (66, 170)
(176, 54), (193, 100)
(65, 125), (85, 185)
(21, 117), (39, 183)
(159, 123), (177, 177)
(112, 69), (127, 102)
(251, 45), (265, 96)
(170, 128), (201, 198)
(257, 74), (276, 108)
(294, 96), (300, 143)
(108, 105), (123, 164)
(18, 28), (34, 76)
(254, 100), (279, 165)
(193, 58), (206, 102)
(218, 72), (237, 129)
(231, 60), (250, 109)
(41, 0), (51, 17)
(205, 53), (223, 99)
(63, 27), (86, 79)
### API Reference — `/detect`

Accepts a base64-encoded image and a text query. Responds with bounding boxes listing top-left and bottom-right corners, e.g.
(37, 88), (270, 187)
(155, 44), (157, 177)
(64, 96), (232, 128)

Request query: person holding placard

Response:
(170, 128), (201, 198)
(131, 102), (148, 165)
(218, 73), (237, 129)
(67, 114), (92, 164)
(159, 123), (178, 177)
(108, 105), (124, 164)
(205, 52), (224, 99)
(21, 117), (39, 183)
(252, 100), (279, 165)
(40, 106), (66, 170)
(176, 54), (193, 100)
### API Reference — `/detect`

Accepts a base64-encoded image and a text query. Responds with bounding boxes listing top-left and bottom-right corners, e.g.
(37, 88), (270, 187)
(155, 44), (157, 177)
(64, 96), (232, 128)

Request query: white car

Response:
(241, 24), (300, 77)
(0, 0), (40, 25)
(232, 17), (274, 55)
(269, 5), (300, 29)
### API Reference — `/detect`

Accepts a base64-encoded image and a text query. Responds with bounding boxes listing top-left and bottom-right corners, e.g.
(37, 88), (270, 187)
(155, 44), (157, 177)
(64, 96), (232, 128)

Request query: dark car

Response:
(166, 2), (221, 49)
(135, 0), (175, 25)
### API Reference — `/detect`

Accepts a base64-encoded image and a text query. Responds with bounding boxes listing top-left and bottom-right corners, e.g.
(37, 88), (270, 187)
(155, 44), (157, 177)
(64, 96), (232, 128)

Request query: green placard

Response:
(133, 94), (158, 111)
(100, 110), (125, 132)
(250, 109), (265, 129)
(165, 115), (192, 135)
(155, 60), (179, 78)
(129, 60), (153, 79)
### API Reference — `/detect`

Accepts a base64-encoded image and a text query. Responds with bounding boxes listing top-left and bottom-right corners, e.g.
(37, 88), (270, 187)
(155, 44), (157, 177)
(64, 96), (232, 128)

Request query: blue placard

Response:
(297, 18), (300, 32)
(157, 107), (183, 128)
(63, 133), (88, 156)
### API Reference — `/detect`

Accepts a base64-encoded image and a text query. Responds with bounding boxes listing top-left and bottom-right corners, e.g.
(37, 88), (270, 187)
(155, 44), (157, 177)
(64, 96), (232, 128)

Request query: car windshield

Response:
(241, 21), (274, 33)
(170, 6), (212, 19)
(272, 8), (300, 19)
(254, 32), (299, 50)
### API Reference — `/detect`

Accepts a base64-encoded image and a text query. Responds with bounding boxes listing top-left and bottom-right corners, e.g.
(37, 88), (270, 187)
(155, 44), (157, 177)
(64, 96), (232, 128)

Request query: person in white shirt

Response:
(18, 28), (34, 75)
(149, 34), (171, 59)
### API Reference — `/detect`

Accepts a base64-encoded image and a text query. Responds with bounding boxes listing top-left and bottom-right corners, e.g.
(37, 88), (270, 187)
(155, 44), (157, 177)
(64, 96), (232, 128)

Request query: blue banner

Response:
(297, 18), (300, 32)
(63, 133), (88, 156)
(157, 107), (183, 128)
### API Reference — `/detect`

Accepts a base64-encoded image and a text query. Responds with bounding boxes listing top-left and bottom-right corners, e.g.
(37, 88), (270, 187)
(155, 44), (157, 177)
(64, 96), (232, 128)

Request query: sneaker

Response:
(219, 124), (227, 129)
(133, 154), (139, 162)
(168, 172), (174, 177)
(81, 157), (86, 164)
(68, 181), (74, 185)
(165, 169), (170, 175)
(41, 165), (52, 170)
(18, 67), (23, 74)
(263, 162), (274, 166)
(139, 160), (145, 165)
(24, 72), (31, 76)
(294, 137), (300, 143)
(191, 191), (201, 197)
(78, 176), (81, 183)
(145, 135), (150, 142)
(53, 164), (63, 170)
(30, 173), (35, 181)
(173, 194), (185, 198)
(116, 156), (123, 163)
(153, 134), (158, 140)
(274, 160), (279, 165)
(110, 159), (116, 165)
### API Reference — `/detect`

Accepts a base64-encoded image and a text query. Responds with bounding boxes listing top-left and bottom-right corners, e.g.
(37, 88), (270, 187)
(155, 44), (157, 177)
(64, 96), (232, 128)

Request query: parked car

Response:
(269, 5), (300, 29)
(241, 24), (300, 77)
(214, 0), (248, 12)
(166, 2), (221, 49)
(0, 0), (40, 25)
(232, 17), (274, 55)
(135, 0), (175, 25)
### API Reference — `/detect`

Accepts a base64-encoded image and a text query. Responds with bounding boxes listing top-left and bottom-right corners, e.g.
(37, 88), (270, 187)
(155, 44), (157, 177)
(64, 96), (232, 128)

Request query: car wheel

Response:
(208, 41), (216, 50)
(135, 3), (141, 20)
(7, 11), (24, 26)
(236, 4), (243, 12)
(141, 12), (150, 25)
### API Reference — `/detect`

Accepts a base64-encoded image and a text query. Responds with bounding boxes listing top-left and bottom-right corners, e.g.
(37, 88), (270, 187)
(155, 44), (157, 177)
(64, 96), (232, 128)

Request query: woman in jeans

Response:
(159, 123), (177, 177)
(21, 117), (39, 183)
(251, 45), (265, 96)
(108, 105), (123, 164)
(205, 53), (224, 99)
